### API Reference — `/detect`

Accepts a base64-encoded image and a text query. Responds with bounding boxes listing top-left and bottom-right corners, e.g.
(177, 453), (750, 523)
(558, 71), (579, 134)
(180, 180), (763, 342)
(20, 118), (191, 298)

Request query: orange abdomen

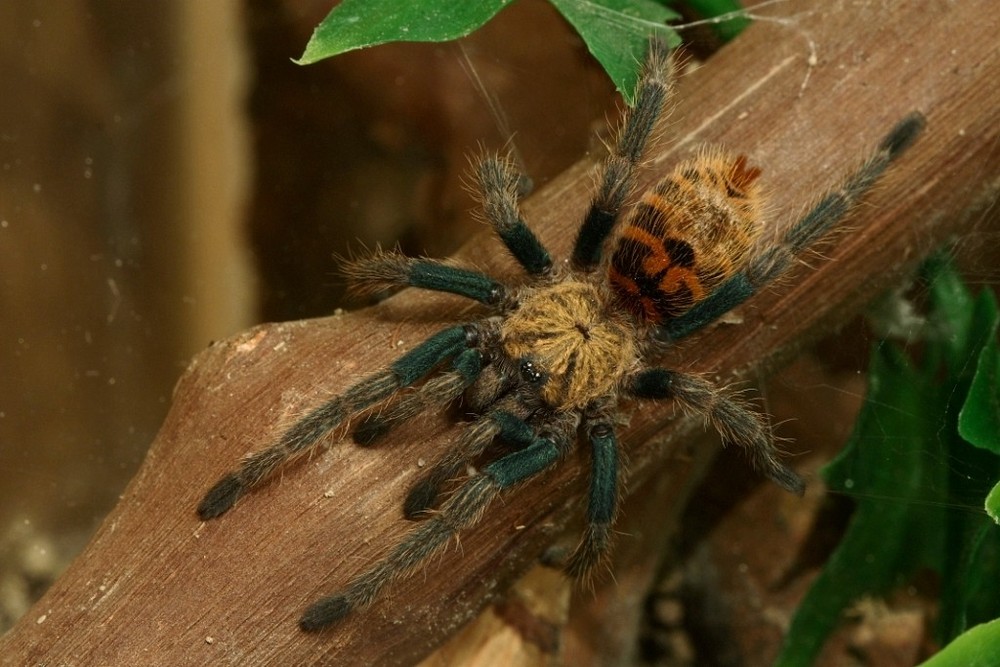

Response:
(609, 152), (764, 323)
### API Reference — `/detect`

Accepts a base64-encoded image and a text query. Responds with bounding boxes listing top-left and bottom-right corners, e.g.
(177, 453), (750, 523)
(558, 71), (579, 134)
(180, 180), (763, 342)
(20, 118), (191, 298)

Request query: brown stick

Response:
(3, 1), (997, 665)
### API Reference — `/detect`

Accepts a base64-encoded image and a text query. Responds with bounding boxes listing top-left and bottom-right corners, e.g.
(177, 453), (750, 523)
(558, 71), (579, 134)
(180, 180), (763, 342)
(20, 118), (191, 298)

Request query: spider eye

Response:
(519, 360), (543, 384)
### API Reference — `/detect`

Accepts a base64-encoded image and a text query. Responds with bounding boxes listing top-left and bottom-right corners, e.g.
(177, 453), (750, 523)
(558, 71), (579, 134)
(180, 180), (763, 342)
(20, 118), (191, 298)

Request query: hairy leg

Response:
(630, 368), (805, 495)
(402, 395), (539, 518)
(572, 39), (673, 270)
(197, 324), (480, 519)
(476, 154), (552, 275)
(353, 347), (484, 445)
(565, 399), (620, 580)
(344, 253), (510, 307)
(300, 411), (577, 631)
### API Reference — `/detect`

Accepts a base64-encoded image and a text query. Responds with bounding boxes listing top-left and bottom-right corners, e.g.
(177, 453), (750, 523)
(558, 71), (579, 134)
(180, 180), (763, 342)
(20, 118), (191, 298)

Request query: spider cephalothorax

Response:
(502, 281), (639, 409)
(196, 39), (924, 631)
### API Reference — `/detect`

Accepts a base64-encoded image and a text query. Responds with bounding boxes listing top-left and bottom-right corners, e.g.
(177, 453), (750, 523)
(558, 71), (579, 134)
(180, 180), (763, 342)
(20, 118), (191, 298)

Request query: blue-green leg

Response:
(565, 404), (619, 579)
(402, 402), (538, 518)
(300, 413), (571, 631)
(767, 112), (925, 267)
(477, 155), (552, 275)
(353, 347), (484, 445)
(572, 39), (672, 270)
(198, 325), (477, 519)
(345, 254), (508, 307)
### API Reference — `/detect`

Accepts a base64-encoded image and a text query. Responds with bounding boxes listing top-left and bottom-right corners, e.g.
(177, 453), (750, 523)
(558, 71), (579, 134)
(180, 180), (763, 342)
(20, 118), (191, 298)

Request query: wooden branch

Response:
(3, 1), (997, 665)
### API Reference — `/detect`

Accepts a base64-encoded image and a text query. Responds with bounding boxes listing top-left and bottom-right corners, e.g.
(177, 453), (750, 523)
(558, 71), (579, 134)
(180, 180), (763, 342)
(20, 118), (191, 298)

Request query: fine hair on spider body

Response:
(197, 38), (926, 632)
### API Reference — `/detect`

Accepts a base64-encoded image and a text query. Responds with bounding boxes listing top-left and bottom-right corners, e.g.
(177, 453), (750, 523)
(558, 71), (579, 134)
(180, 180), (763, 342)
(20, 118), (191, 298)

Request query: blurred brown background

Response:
(0, 1), (252, 627)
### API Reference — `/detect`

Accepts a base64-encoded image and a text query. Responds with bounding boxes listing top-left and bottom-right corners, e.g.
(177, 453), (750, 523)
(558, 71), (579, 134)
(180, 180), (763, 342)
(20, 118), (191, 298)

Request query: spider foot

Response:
(300, 595), (352, 632)
(352, 415), (390, 446)
(197, 474), (243, 520)
(767, 463), (806, 497)
(564, 523), (612, 581)
(403, 476), (441, 519)
(881, 112), (926, 158)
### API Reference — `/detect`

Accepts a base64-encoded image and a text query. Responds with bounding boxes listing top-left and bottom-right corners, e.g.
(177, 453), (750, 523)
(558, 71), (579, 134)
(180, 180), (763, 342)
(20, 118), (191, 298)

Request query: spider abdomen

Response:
(501, 281), (637, 410)
(609, 151), (763, 323)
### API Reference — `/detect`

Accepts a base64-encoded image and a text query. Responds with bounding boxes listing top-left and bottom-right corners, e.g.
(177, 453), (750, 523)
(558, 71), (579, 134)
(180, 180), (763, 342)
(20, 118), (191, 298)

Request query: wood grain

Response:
(2, 1), (997, 665)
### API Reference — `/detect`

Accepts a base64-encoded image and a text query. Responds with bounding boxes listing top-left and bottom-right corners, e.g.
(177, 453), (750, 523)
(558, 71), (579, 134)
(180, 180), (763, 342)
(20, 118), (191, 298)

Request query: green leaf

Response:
(548, 0), (680, 103)
(959, 331), (1000, 453)
(925, 253), (977, 371)
(775, 345), (940, 667)
(297, 0), (514, 64)
(297, 0), (681, 104)
(949, 522), (1000, 639)
(917, 618), (1000, 667)
(987, 482), (1000, 524)
(985, 482), (1000, 523)
(775, 256), (1000, 665)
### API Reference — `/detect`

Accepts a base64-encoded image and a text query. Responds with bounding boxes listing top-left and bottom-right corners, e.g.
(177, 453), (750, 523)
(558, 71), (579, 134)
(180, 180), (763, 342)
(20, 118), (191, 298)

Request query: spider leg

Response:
(565, 399), (619, 580)
(300, 411), (577, 631)
(655, 273), (756, 342)
(402, 397), (538, 519)
(477, 155), (552, 275)
(197, 324), (480, 520)
(572, 38), (672, 270)
(660, 112), (926, 342)
(464, 359), (518, 413)
(344, 253), (509, 307)
(630, 368), (805, 495)
(353, 347), (484, 445)
(748, 112), (926, 286)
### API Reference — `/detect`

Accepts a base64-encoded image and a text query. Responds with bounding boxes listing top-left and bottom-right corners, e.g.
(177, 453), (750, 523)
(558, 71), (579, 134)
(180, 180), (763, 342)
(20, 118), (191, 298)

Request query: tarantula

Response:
(197, 39), (924, 631)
